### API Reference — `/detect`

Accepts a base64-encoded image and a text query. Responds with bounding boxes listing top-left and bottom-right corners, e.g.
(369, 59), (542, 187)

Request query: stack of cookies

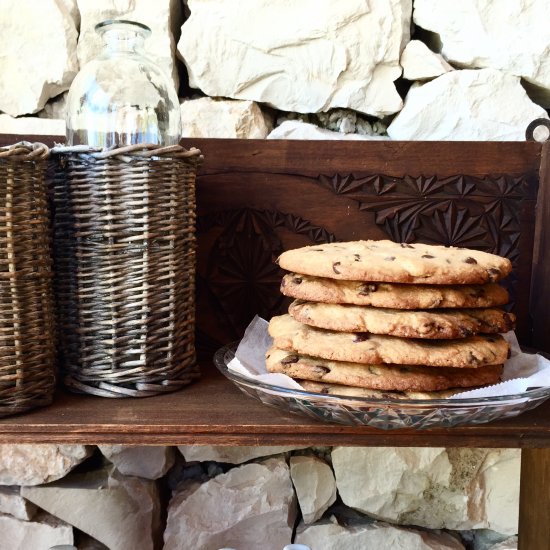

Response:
(266, 240), (515, 399)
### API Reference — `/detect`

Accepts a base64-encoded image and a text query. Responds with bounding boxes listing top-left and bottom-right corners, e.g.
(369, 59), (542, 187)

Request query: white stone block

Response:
(0, 486), (37, 521)
(489, 537), (518, 550)
(332, 447), (520, 533)
(180, 97), (272, 138)
(0, 512), (73, 550)
(164, 458), (297, 550)
(178, 0), (411, 117)
(414, 0), (550, 94)
(401, 40), (453, 80)
(0, 114), (65, 137)
(0, 445), (91, 486)
(290, 455), (337, 524)
(22, 467), (161, 550)
(295, 518), (465, 550)
(0, 0), (78, 116)
(387, 69), (548, 141)
(178, 445), (307, 464)
(99, 445), (175, 480)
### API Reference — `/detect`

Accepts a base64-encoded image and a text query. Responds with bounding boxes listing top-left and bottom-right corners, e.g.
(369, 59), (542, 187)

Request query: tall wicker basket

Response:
(0, 142), (56, 417)
(51, 143), (202, 397)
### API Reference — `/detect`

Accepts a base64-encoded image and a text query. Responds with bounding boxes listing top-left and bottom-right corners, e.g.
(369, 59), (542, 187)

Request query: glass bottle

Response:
(66, 19), (181, 147)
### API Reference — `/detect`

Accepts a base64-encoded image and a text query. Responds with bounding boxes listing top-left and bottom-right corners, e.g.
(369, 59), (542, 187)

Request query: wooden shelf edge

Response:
(0, 364), (549, 447)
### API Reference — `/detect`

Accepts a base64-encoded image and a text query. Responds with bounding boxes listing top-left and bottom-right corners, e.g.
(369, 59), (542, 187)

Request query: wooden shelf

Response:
(0, 361), (549, 446)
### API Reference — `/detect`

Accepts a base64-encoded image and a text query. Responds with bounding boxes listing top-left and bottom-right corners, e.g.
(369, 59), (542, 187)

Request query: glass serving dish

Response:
(213, 342), (550, 430)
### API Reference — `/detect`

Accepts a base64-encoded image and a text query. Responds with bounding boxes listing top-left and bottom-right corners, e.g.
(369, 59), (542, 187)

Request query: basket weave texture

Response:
(0, 142), (56, 417)
(51, 143), (202, 397)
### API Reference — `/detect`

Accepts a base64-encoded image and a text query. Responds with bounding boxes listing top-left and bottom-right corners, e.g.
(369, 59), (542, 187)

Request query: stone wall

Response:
(0, 1), (536, 549)
(1, 0), (549, 140)
(0, 444), (519, 550)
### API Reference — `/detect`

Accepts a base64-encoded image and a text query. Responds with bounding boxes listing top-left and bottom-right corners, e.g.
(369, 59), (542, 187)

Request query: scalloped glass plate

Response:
(214, 342), (550, 430)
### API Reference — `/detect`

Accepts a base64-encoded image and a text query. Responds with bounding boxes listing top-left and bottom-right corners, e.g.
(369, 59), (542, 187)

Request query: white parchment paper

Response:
(227, 316), (550, 399)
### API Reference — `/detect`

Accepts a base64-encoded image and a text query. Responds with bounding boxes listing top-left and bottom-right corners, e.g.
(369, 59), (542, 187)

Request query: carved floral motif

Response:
(196, 208), (335, 341)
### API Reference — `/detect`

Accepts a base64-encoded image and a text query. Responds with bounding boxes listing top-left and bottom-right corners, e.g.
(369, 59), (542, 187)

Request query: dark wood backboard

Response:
(180, 138), (545, 353)
(1, 135), (547, 352)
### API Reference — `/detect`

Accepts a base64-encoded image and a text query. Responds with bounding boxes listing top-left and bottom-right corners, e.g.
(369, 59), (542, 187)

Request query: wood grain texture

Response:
(0, 361), (548, 445)
(531, 140), (550, 350)
(184, 139), (542, 350)
(519, 448), (550, 550)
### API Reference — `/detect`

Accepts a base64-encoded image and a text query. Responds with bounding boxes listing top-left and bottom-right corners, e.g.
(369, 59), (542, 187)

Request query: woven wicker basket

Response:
(51, 143), (202, 397)
(0, 142), (56, 417)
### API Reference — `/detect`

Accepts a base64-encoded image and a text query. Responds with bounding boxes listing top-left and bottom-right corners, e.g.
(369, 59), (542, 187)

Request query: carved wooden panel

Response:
(186, 139), (542, 354)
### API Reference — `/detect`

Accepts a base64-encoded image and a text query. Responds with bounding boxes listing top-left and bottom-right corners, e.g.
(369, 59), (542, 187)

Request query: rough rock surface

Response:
(401, 40), (453, 80)
(0, 445), (91, 486)
(0, 114), (65, 136)
(22, 467), (161, 550)
(98, 445), (175, 480)
(38, 92), (69, 121)
(290, 455), (337, 524)
(0, 0), (78, 116)
(414, 0), (550, 93)
(295, 518), (465, 550)
(178, 445), (306, 464)
(180, 97), (272, 138)
(331, 447), (519, 534)
(387, 69), (548, 141)
(164, 458), (297, 550)
(488, 537), (518, 550)
(0, 486), (37, 521)
(268, 120), (387, 140)
(0, 512), (74, 550)
(76, 0), (182, 89)
(178, 0), (411, 116)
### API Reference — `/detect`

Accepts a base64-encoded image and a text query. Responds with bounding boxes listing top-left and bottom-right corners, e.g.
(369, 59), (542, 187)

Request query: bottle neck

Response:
(101, 28), (146, 55)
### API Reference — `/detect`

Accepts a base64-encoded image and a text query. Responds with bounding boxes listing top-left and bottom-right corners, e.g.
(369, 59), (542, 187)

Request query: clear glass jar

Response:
(66, 19), (181, 147)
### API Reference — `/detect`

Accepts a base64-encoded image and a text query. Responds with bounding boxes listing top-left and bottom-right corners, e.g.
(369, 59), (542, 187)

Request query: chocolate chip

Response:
(400, 243), (414, 248)
(359, 283), (378, 296)
(292, 276), (303, 285)
(368, 366), (381, 375)
(468, 351), (480, 365)
(421, 254), (435, 259)
(354, 254), (361, 261)
(464, 257), (478, 264)
(313, 365), (330, 376)
(332, 262), (341, 274)
(446, 259), (451, 264)
(384, 256), (396, 261)
(353, 333), (370, 342)
(487, 267), (501, 281)
(320, 387), (330, 394)
(311, 248), (324, 252)
(281, 354), (299, 365)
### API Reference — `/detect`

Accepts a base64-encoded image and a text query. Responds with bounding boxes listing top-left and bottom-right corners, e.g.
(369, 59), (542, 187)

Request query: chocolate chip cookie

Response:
(266, 347), (503, 391)
(277, 240), (511, 284)
(268, 314), (510, 368)
(281, 274), (509, 309)
(300, 380), (462, 400)
(288, 300), (515, 339)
